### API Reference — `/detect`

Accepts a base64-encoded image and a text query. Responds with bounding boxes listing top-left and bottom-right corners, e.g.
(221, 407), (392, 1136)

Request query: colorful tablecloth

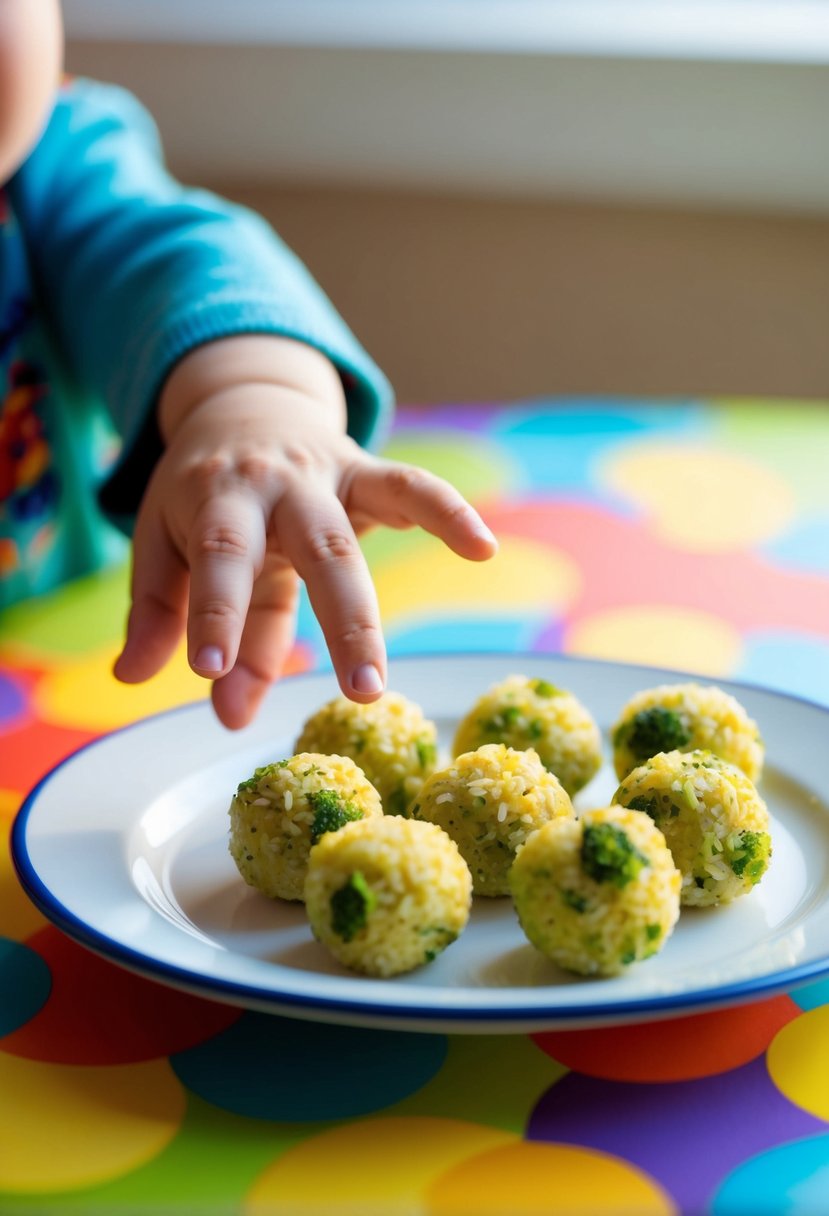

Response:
(2, 397), (829, 1214)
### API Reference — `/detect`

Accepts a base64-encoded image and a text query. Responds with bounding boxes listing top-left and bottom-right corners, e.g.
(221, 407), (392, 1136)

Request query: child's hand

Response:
(113, 336), (497, 729)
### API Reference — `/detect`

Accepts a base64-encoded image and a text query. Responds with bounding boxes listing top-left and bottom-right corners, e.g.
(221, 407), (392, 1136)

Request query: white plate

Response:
(12, 653), (829, 1033)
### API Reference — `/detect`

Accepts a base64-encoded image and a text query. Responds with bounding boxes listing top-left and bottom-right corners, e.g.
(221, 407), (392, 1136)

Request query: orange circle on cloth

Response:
(0, 719), (99, 797)
(2, 926), (241, 1064)
(767, 1004), (829, 1121)
(0, 1052), (184, 1192)
(425, 1141), (675, 1216)
(532, 996), (801, 1083)
(245, 1117), (514, 1214)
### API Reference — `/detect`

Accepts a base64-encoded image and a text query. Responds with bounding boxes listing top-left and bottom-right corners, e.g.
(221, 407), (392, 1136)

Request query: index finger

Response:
(185, 493), (267, 680)
(275, 484), (386, 701)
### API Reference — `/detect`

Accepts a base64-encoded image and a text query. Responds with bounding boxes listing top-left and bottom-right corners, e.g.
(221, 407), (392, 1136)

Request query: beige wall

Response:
(218, 185), (829, 404)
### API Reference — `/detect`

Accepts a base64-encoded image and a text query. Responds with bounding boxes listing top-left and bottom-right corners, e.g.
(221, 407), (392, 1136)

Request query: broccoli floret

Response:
(329, 871), (376, 941)
(307, 789), (363, 843)
(617, 707), (691, 759)
(237, 759), (289, 793)
(728, 830), (772, 882)
(625, 794), (661, 820)
(581, 823), (648, 888)
(479, 705), (522, 735)
(532, 679), (562, 698)
(416, 738), (437, 769)
(561, 887), (589, 913)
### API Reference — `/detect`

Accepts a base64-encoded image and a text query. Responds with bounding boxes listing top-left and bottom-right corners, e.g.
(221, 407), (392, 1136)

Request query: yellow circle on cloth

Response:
(0, 788), (21, 820)
(0, 1054), (184, 1191)
(425, 1141), (675, 1216)
(245, 1117), (514, 1216)
(0, 826), (46, 941)
(767, 1006), (829, 1121)
(374, 537), (580, 627)
(33, 641), (208, 733)
(567, 606), (742, 677)
(603, 443), (794, 552)
(382, 431), (518, 504)
(716, 398), (829, 513)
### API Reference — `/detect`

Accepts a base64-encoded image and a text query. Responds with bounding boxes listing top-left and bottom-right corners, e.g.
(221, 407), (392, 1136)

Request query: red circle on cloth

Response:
(1, 926), (241, 1064)
(531, 996), (801, 1082)
(0, 720), (100, 796)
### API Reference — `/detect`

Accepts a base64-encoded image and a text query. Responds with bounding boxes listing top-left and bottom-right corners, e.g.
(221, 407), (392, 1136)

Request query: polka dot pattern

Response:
(171, 1012), (447, 1121)
(2, 396), (829, 1212)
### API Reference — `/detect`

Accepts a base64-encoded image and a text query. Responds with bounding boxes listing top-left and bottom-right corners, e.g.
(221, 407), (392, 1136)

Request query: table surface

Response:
(2, 396), (829, 1214)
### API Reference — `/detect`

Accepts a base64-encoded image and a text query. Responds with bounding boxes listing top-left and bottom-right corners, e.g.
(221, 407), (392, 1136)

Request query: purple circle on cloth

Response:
(0, 671), (27, 729)
(527, 1058), (826, 1215)
(530, 619), (567, 654)
(395, 404), (497, 434)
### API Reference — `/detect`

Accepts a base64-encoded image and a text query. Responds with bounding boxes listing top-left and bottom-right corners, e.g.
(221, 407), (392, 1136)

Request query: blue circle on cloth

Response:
(0, 937), (51, 1035)
(387, 616), (543, 657)
(171, 1011), (447, 1121)
(0, 671), (27, 729)
(712, 1133), (829, 1216)
(734, 633), (829, 708)
(762, 517), (829, 577)
(790, 975), (829, 1012)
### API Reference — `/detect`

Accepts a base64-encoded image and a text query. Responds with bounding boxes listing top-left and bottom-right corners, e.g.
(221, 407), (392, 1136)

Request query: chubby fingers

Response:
(211, 560), (300, 730)
(276, 484), (387, 702)
(114, 504), (190, 685)
(182, 492), (268, 681)
(344, 460), (498, 558)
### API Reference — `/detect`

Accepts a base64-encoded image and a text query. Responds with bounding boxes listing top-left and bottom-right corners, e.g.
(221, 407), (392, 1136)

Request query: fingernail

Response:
(194, 645), (224, 674)
(474, 521), (498, 546)
(351, 663), (384, 695)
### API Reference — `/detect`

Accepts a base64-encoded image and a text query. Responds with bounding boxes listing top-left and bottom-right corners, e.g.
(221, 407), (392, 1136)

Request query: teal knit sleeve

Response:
(10, 78), (393, 515)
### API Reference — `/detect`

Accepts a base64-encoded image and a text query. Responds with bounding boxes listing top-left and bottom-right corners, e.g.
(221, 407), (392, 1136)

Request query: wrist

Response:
(158, 335), (347, 443)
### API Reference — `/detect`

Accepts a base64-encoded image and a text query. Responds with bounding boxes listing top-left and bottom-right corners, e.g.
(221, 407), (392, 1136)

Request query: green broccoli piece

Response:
(532, 679), (562, 697)
(416, 738), (437, 770)
(561, 887), (589, 913)
(329, 871), (376, 941)
(625, 794), (661, 820)
(236, 760), (289, 793)
(307, 789), (363, 843)
(479, 704), (522, 735)
(727, 830), (772, 882)
(581, 823), (648, 889)
(617, 707), (691, 759)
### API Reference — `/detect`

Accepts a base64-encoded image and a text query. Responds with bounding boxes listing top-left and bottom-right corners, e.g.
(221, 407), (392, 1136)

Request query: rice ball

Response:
(229, 753), (383, 901)
(411, 743), (574, 896)
(452, 675), (602, 796)
(611, 682), (764, 782)
(509, 805), (681, 976)
(613, 749), (772, 906)
(295, 691), (438, 816)
(304, 816), (472, 976)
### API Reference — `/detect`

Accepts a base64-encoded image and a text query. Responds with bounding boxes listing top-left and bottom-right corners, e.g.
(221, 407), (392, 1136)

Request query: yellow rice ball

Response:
(510, 805), (681, 976)
(611, 682), (764, 782)
(452, 674), (602, 796)
(304, 817), (472, 977)
(411, 743), (574, 896)
(613, 749), (772, 906)
(229, 753), (383, 901)
(295, 691), (438, 816)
